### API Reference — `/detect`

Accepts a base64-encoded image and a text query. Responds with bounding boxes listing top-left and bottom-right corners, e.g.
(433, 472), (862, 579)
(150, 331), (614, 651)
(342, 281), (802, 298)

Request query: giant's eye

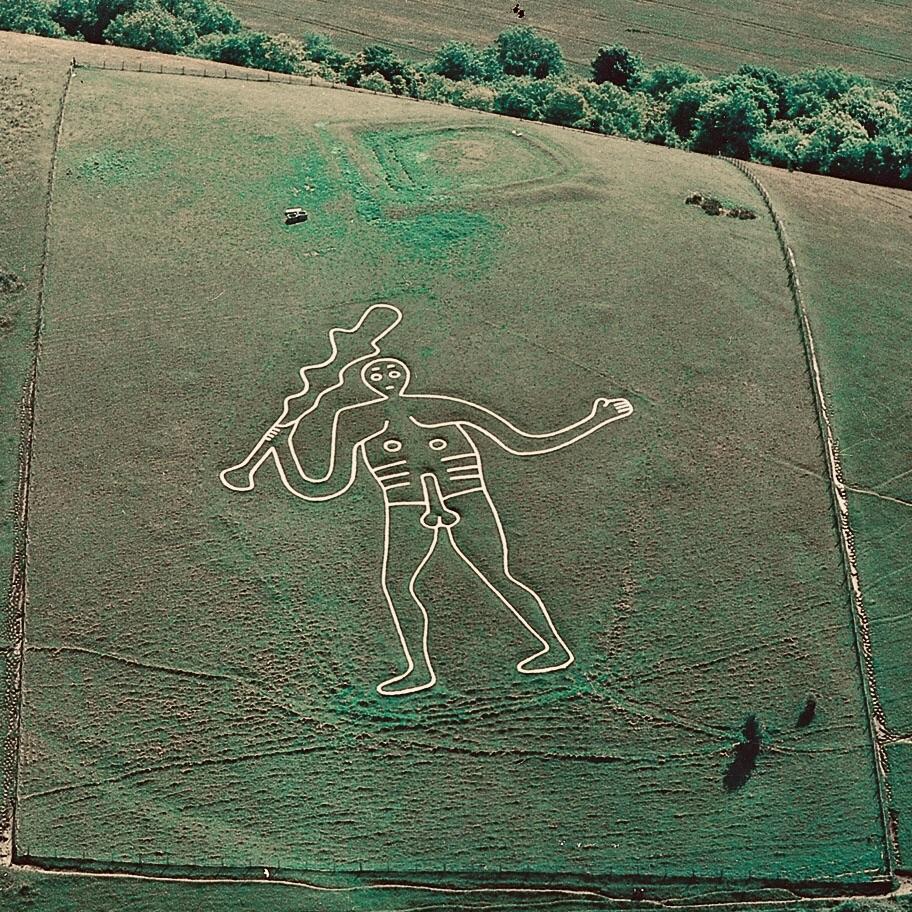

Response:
(389, 370), (401, 379)
(370, 373), (383, 382)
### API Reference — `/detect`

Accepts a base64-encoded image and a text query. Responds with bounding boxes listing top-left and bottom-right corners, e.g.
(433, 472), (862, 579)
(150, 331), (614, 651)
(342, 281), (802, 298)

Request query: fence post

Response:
(266, 71), (270, 82)
(159, 63), (163, 74)
(182, 65), (185, 75)
(102, 58), (106, 69)
(121, 60), (125, 71)
(224, 68), (227, 78)
(138, 61), (142, 72)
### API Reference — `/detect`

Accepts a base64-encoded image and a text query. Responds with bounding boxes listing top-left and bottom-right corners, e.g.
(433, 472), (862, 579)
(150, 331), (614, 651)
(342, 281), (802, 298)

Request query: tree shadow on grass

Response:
(723, 714), (762, 791)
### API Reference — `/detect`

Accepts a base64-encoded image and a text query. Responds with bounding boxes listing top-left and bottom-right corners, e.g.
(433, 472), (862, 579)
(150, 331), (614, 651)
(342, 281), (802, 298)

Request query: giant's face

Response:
(361, 358), (411, 397)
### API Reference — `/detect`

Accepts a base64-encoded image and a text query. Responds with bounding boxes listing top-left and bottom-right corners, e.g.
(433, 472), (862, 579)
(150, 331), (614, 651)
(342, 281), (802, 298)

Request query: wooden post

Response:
(121, 60), (125, 71)
(224, 67), (227, 78)
(138, 61), (142, 72)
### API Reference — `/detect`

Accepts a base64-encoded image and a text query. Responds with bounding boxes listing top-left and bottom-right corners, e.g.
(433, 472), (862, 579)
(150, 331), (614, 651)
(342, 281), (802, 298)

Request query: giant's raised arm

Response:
(408, 394), (633, 456)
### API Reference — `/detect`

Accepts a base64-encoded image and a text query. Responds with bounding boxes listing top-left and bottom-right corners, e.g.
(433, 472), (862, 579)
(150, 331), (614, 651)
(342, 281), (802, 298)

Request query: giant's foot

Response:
(376, 664), (437, 697)
(516, 639), (574, 674)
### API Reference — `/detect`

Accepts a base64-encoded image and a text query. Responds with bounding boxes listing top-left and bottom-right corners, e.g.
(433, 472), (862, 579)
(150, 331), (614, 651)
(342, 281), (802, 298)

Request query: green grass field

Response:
(220, 0), (912, 80)
(0, 29), (910, 911)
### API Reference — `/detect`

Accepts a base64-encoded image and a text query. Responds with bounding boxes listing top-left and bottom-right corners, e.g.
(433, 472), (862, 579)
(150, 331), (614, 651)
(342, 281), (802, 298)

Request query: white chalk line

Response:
(9, 862), (612, 901)
(221, 305), (633, 696)
(377, 524), (439, 697)
(219, 302), (401, 492)
(845, 484), (912, 510)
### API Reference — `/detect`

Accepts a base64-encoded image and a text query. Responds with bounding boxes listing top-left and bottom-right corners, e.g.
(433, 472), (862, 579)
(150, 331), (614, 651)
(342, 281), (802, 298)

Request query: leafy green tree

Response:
(542, 86), (590, 126)
(578, 81), (647, 137)
(163, 0), (238, 34)
(0, 0), (64, 36)
(737, 64), (789, 118)
(786, 67), (869, 118)
(691, 89), (766, 157)
(343, 44), (418, 95)
(300, 32), (348, 69)
(834, 85), (904, 137)
(639, 63), (700, 98)
(102, 4), (194, 52)
(591, 45), (642, 88)
(709, 73), (779, 124)
(495, 26), (564, 79)
(51, 0), (130, 43)
(753, 122), (804, 168)
(795, 108), (868, 173)
(665, 80), (713, 143)
(431, 41), (480, 81)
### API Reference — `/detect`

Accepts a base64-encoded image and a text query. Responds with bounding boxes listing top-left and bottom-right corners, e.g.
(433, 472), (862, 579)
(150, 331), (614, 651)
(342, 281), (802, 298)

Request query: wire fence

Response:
(721, 154), (899, 871)
(13, 850), (896, 898)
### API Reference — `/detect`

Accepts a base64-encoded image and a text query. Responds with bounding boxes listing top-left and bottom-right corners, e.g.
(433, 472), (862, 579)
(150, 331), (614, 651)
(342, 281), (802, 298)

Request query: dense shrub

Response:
(542, 85), (589, 126)
(639, 63), (700, 98)
(665, 80), (713, 143)
(785, 66), (868, 118)
(51, 0), (129, 43)
(495, 26), (564, 79)
(0, 0), (64, 36)
(164, 0), (237, 34)
(343, 45), (418, 95)
(3, 5), (907, 189)
(189, 30), (308, 72)
(447, 80), (495, 112)
(103, 5), (193, 53)
(591, 45), (642, 88)
(578, 81), (648, 137)
(492, 76), (556, 119)
(431, 40), (480, 82)
(691, 89), (767, 157)
(358, 71), (392, 94)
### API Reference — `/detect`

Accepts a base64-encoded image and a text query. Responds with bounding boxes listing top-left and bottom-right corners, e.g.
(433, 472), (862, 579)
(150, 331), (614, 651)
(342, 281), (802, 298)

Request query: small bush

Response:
(358, 71), (392, 94)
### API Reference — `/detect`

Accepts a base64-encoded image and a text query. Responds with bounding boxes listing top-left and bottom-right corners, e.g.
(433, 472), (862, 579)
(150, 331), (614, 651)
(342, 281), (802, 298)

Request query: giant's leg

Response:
(377, 506), (439, 696)
(446, 490), (574, 674)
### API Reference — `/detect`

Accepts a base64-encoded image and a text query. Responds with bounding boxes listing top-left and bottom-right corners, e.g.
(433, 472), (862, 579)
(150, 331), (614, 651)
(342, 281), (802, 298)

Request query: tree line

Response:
(4, 0), (911, 188)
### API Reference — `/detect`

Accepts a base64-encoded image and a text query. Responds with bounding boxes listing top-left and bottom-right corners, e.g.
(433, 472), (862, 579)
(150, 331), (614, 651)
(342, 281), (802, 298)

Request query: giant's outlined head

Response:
(361, 357), (411, 397)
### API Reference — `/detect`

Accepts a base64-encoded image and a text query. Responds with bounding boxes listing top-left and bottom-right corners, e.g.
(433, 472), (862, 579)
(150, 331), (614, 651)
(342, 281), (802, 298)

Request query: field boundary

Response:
(0, 61), (75, 868)
(721, 155), (898, 871)
(8, 857), (897, 903)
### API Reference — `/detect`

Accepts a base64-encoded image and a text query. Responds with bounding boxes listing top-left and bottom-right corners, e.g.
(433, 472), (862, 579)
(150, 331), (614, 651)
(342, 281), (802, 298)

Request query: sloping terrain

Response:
(0, 29), (909, 910)
(755, 162), (912, 868)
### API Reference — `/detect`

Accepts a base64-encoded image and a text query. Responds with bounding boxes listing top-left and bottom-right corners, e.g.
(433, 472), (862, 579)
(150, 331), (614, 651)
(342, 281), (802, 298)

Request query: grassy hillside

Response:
(222, 0), (912, 80)
(1, 29), (909, 908)
(754, 162), (912, 868)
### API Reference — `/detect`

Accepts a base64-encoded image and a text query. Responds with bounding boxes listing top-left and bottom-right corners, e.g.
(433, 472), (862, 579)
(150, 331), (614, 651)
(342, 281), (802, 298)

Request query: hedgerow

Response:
(9, 8), (911, 188)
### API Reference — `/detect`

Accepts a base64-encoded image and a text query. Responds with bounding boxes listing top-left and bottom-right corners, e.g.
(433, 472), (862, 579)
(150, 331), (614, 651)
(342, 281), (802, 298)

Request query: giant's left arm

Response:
(409, 394), (633, 456)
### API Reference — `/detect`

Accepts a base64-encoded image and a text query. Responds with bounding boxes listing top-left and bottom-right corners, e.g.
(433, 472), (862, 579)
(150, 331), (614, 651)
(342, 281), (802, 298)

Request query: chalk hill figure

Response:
(221, 305), (634, 696)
